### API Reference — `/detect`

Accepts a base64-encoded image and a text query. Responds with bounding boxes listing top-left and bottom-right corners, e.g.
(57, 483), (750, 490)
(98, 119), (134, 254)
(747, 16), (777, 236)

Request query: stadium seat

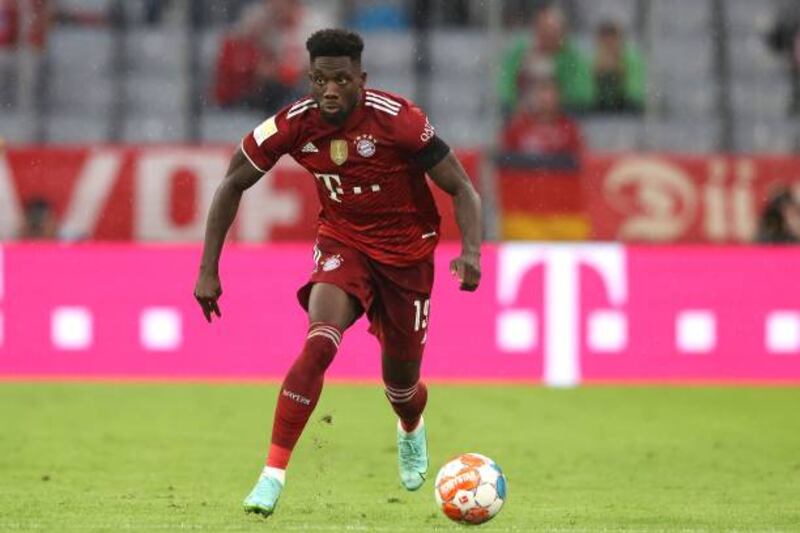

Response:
(48, 27), (113, 71)
(582, 117), (643, 152)
(659, 76), (718, 118)
(577, 0), (637, 33)
(48, 28), (114, 115)
(57, 0), (112, 11)
(126, 76), (188, 116)
(649, 32), (717, 125)
(731, 80), (792, 120)
(366, 72), (414, 101)
(728, 35), (785, 79)
(126, 28), (186, 76)
(430, 76), (486, 119)
(0, 111), (35, 143)
(200, 110), (261, 144)
(650, 35), (714, 81)
(733, 119), (799, 153)
(49, 76), (114, 115)
(430, 113), (488, 148)
(430, 31), (489, 75)
(199, 28), (223, 94)
(643, 119), (721, 153)
(361, 33), (413, 75)
(121, 115), (187, 143)
(45, 114), (110, 143)
(650, 0), (711, 36)
(725, 0), (779, 36)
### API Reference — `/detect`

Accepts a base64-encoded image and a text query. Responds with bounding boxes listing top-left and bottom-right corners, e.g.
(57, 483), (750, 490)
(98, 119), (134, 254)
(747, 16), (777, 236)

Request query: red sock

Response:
(385, 381), (428, 432)
(266, 322), (342, 469)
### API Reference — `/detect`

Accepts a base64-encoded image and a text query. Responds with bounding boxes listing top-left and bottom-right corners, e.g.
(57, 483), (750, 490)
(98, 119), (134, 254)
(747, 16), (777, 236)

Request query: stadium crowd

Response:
(1, 0), (799, 244)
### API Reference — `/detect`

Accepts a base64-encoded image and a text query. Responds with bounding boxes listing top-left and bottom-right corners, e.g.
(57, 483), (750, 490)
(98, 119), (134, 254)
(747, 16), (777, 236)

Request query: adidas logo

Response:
(301, 142), (319, 153)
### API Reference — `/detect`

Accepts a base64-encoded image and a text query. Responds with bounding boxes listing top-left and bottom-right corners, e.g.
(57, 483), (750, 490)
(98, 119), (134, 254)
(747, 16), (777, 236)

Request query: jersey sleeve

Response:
(394, 103), (437, 155)
(240, 110), (295, 173)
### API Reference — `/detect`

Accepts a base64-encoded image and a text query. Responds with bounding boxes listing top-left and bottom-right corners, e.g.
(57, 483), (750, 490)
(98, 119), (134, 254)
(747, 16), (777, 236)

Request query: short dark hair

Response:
(306, 28), (364, 62)
(757, 186), (798, 243)
(598, 20), (622, 37)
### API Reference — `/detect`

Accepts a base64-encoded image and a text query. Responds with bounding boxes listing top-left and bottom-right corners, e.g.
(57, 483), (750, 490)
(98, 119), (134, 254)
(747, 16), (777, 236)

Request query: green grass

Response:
(0, 383), (799, 532)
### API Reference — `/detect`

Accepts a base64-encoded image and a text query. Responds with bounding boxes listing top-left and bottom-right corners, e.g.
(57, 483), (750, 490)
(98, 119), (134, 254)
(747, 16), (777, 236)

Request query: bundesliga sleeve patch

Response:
(253, 116), (278, 145)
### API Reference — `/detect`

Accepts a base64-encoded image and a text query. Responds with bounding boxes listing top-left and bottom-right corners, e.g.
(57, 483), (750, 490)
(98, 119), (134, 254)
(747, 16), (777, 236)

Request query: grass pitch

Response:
(0, 383), (798, 532)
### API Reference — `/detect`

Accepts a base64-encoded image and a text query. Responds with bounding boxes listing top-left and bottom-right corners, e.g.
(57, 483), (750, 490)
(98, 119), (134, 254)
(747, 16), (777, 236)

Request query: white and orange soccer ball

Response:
(434, 453), (507, 524)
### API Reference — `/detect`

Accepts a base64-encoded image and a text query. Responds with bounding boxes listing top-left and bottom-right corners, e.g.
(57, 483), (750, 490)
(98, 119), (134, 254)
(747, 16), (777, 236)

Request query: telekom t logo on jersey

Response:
(496, 244), (627, 387)
(315, 174), (343, 202)
(315, 173), (382, 203)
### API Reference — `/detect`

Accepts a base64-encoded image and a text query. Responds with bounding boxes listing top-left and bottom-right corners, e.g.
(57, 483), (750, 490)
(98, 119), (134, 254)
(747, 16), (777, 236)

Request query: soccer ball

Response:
(434, 453), (507, 524)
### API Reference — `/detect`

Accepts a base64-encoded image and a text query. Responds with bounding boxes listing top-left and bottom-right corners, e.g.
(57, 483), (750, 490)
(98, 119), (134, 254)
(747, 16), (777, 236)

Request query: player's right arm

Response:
(194, 107), (298, 322)
(194, 148), (263, 322)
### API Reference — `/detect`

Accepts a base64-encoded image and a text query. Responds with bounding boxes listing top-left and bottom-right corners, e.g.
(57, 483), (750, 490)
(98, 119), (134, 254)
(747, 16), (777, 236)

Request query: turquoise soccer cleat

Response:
(243, 476), (283, 516)
(397, 418), (429, 491)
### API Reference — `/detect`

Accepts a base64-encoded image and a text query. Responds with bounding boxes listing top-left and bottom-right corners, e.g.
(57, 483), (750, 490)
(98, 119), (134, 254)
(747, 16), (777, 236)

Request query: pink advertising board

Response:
(1, 243), (799, 384)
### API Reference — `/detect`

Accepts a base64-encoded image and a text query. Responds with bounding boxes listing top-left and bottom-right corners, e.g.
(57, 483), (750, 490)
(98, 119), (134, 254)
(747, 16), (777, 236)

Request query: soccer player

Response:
(193, 28), (482, 517)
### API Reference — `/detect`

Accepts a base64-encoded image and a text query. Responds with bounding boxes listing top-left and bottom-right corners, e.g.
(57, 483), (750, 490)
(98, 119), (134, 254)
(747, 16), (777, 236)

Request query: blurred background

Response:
(2, 5), (800, 528)
(2, 0), (799, 244)
(2, 0), (800, 384)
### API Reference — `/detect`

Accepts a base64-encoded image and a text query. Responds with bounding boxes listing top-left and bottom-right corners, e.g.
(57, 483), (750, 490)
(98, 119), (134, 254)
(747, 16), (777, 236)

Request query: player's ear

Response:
(359, 71), (367, 88)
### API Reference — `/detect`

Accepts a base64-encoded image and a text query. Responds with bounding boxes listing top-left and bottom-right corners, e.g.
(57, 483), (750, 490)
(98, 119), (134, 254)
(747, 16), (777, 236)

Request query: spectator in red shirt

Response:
(1, 0), (103, 107)
(0, 0), (17, 105)
(213, 0), (332, 114)
(498, 76), (587, 240)
(212, 4), (275, 111)
(0, 0), (19, 48)
(502, 76), (583, 165)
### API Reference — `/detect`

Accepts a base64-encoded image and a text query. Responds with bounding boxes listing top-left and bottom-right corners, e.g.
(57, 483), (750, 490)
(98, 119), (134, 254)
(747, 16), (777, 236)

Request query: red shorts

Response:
(297, 236), (434, 362)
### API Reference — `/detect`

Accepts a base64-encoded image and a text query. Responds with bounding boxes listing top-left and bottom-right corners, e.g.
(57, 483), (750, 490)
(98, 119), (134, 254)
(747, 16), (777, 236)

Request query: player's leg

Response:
(383, 340), (430, 492)
(267, 283), (360, 469)
(244, 282), (360, 516)
(371, 263), (433, 491)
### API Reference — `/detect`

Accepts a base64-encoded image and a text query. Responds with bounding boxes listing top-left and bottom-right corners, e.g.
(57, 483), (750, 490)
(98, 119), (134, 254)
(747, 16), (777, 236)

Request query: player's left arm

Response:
(425, 141), (483, 292)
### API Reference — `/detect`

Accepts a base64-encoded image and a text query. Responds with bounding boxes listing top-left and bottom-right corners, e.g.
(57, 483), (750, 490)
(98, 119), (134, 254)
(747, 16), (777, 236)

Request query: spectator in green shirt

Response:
(499, 4), (593, 115)
(592, 20), (646, 113)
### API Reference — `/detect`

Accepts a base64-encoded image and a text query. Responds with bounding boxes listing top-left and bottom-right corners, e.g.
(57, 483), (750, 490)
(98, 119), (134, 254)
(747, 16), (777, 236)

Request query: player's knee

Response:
(301, 322), (343, 372)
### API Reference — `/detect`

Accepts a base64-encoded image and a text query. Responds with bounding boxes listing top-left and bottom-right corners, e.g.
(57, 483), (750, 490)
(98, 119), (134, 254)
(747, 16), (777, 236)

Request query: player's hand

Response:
(450, 251), (481, 292)
(194, 271), (222, 323)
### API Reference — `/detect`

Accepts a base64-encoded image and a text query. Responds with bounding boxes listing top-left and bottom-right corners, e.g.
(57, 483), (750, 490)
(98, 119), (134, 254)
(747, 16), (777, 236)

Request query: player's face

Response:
(309, 57), (366, 124)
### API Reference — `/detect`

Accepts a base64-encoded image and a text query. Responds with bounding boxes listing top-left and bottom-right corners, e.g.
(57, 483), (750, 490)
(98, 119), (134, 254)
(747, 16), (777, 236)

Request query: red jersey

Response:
(502, 113), (583, 156)
(242, 89), (441, 266)
(213, 35), (267, 107)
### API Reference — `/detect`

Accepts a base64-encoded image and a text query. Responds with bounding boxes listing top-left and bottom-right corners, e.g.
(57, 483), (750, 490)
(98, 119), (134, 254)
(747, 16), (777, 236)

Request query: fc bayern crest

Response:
(322, 254), (343, 272)
(355, 134), (377, 158)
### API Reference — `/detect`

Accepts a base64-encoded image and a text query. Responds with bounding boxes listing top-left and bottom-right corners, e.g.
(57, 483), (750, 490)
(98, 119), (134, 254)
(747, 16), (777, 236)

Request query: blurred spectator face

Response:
(533, 6), (565, 54)
(795, 32), (800, 68)
(267, 0), (299, 25)
(596, 22), (623, 63)
(595, 22), (625, 78)
(757, 187), (800, 243)
(238, 4), (268, 39)
(20, 198), (57, 240)
(783, 193), (800, 239)
(527, 78), (560, 119)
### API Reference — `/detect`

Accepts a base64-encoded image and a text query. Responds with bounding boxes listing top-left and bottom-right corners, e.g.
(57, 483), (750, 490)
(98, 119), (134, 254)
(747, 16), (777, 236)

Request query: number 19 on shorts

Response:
(413, 298), (430, 332)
